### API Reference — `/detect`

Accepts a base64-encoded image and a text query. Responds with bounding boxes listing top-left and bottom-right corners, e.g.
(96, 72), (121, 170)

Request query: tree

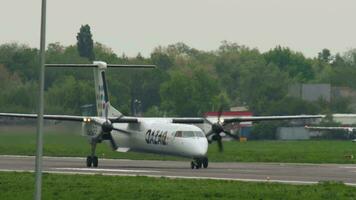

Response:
(318, 48), (332, 63)
(160, 70), (219, 116)
(76, 24), (95, 61)
(0, 65), (37, 113)
(0, 43), (38, 81)
(93, 42), (120, 63)
(214, 42), (261, 101)
(151, 52), (173, 70)
(238, 62), (289, 115)
(264, 46), (314, 81)
(45, 76), (95, 115)
(160, 71), (196, 116)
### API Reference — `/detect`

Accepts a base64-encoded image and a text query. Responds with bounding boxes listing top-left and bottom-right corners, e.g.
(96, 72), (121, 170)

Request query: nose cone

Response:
(194, 138), (208, 156)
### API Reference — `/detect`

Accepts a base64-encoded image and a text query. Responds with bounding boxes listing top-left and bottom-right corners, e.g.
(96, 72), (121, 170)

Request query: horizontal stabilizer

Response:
(45, 63), (156, 69)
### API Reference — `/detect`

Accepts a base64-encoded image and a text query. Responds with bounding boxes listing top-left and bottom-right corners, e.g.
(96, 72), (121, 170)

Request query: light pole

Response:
(35, 0), (47, 199)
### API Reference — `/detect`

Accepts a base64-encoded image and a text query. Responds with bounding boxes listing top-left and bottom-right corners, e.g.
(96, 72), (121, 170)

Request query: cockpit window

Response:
(194, 131), (206, 137)
(175, 131), (183, 137)
(174, 131), (206, 138)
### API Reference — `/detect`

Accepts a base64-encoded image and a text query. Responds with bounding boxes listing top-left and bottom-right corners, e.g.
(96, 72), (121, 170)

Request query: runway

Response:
(0, 155), (355, 186)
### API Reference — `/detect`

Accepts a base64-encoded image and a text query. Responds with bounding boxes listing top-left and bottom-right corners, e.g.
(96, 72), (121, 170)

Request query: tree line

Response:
(1, 25), (356, 118)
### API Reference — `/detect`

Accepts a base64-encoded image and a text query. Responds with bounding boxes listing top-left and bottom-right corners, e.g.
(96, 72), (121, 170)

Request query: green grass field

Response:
(0, 172), (355, 200)
(0, 129), (355, 163)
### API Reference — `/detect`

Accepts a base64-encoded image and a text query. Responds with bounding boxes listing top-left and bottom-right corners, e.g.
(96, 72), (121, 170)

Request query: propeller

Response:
(205, 107), (239, 152)
(100, 102), (118, 150)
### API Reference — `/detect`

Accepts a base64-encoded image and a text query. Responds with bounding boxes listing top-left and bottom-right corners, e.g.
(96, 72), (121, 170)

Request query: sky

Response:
(1, 0), (356, 58)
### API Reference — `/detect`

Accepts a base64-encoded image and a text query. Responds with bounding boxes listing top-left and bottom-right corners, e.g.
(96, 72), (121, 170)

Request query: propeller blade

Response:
(217, 138), (223, 152)
(217, 106), (223, 123)
(107, 133), (118, 150)
(204, 118), (214, 126)
(105, 102), (109, 121)
(223, 130), (239, 140)
(112, 127), (133, 134)
(205, 129), (215, 137)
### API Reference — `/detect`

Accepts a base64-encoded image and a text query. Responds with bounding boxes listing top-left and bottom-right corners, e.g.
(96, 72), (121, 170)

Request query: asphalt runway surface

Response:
(0, 155), (355, 186)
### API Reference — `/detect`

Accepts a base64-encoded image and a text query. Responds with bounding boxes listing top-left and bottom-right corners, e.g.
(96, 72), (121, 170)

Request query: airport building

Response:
(277, 114), (356, 140)
(288, 83), (356, 111)
(275, 83), (356, 140)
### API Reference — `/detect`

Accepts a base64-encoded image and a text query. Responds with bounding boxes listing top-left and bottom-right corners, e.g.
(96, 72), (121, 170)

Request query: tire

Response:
(196, 160), (202, 169)
(93, 156), (98, 168)
(86, 156), (92, 167)
(203, 157), (208, 169)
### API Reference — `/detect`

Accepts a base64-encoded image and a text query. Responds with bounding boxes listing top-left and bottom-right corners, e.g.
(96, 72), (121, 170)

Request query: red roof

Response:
(204, 111), (253, 117)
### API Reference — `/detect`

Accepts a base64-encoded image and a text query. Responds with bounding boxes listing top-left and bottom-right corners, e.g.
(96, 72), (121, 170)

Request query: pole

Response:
(35, 0), (46, 199)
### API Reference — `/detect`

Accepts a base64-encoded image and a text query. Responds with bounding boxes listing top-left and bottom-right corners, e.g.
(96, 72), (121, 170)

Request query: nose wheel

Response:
(191, 157), (208, 169)
(86, 138), (99, 168)
(86, 156), (98, 167)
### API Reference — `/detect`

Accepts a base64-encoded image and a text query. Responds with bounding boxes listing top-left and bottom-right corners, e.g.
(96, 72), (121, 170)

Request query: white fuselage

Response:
(109, 118), (209, 158)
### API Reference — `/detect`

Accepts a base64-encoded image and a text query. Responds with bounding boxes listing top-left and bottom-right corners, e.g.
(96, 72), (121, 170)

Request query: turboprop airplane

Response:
(0, 61), (324, 169)
(305, 125), (356, 142)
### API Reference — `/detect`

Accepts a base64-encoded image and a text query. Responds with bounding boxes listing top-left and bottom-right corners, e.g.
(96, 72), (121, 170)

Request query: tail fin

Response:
(93, 61), (122, 117)
(46, 61), (155, 117)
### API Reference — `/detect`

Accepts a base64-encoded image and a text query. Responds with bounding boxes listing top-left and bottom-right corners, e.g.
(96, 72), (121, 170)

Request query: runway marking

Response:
(0, 155), (139, 162)
(53, 167), (161, 173)
(339, 166), (356, 169)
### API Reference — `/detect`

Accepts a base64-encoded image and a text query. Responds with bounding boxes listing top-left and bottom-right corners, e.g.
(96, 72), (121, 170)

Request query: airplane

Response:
(305, 125), (356, 142)
(0, 61), (324, 169)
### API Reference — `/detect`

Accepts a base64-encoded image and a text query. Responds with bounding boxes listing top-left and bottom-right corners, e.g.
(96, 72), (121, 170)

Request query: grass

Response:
(0, 128), (355, 163)
(0, 172), (355, 200)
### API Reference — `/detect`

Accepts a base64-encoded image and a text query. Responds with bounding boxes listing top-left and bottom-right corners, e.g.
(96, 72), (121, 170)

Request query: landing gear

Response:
(191, 157), (208, 169)
(202, 157), (208, 168)
(191, 160), (202, 169)
(86, 156), (98, 167)
(86, 138), (99, 168)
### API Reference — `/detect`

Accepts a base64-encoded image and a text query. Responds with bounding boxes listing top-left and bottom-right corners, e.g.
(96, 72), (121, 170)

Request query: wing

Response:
(223, 115), (324, 123)
(0, 113), (138, 123)
(305, 126), (355, 131)
(171, 118), (205, 124)
(0, 113), (85, 122)
(171, 115), (323, 124)
(0, 113), (322, 124)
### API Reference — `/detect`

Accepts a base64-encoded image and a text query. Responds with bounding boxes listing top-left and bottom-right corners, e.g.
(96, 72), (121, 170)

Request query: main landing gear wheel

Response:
(202, 157), (208, 168)
(86, 156), (98, 167)
(191, 157), (208, 169)
(191, 161), (195, 169)
(191, 161), (201, 169)
(92, 156), (98, 167)
(86, 156), (92, 167)
(196, 160), (202, 169)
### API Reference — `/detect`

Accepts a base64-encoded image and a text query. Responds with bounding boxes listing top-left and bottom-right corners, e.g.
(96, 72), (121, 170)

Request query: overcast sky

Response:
(1, 0), (356, 58)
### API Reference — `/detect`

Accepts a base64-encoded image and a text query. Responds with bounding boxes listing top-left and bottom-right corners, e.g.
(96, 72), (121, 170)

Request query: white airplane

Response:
(305, 125), (356, 142)
(0, 61), (323, 169)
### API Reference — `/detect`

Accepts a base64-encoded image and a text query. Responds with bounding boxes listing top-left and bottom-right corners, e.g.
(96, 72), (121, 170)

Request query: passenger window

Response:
(182, 131), (195, 137)
(175, 131), (182, 137)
